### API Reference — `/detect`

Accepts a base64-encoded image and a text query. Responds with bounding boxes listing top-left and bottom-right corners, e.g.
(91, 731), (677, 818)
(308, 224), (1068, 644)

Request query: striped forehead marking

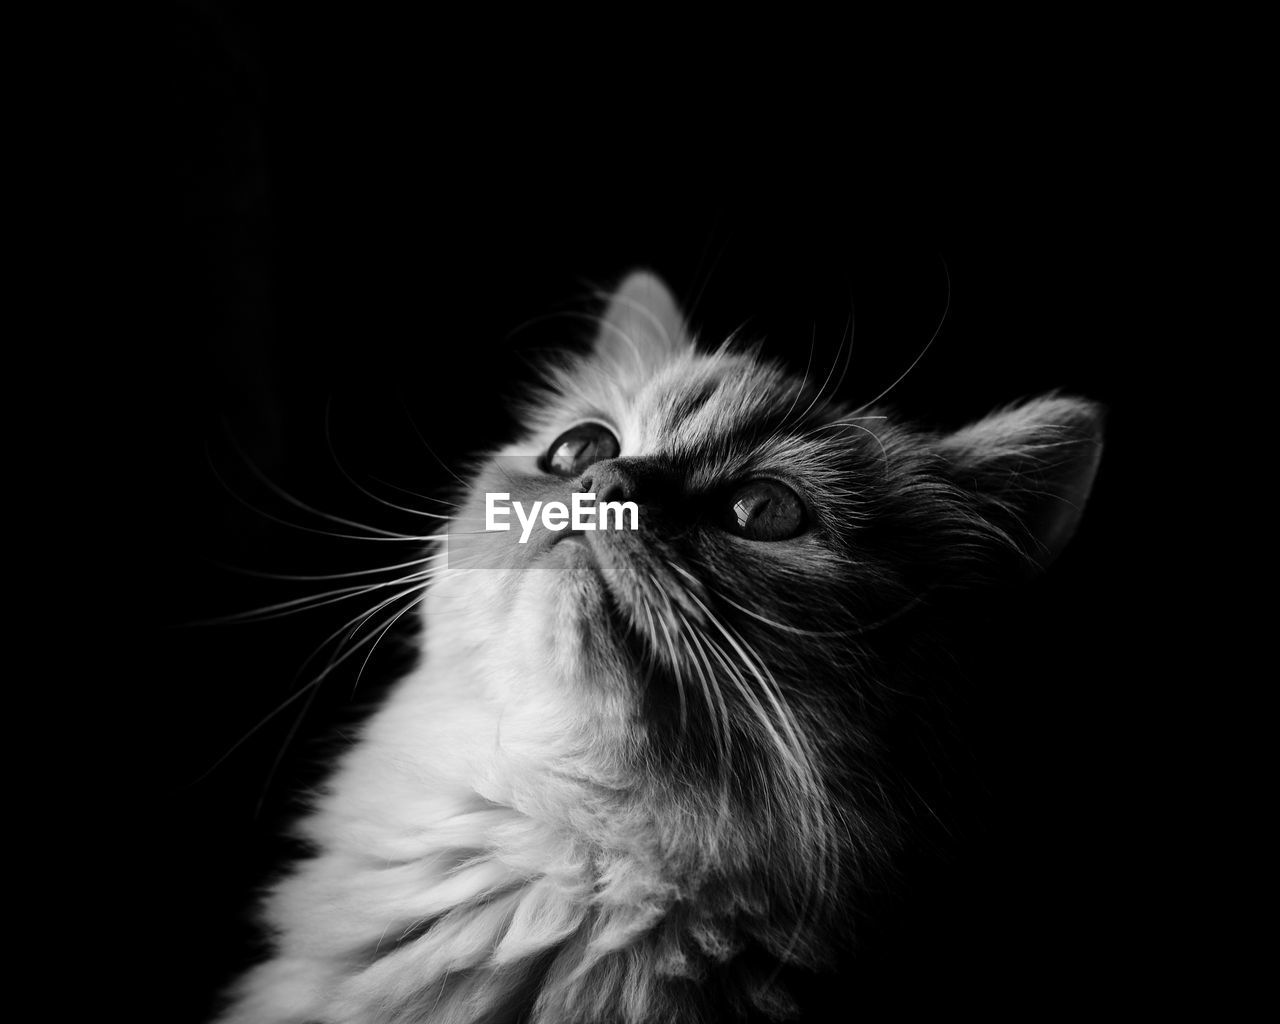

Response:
(627, 354), (840, 465)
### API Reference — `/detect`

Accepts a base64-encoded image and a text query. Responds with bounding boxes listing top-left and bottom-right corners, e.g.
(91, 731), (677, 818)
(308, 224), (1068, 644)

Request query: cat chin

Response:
(539, 542), (644, 694)
(421, 547), (642, 741)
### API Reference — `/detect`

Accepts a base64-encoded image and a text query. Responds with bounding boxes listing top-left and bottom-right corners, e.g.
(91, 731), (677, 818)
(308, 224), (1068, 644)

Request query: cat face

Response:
(424, 272), (1103, 953)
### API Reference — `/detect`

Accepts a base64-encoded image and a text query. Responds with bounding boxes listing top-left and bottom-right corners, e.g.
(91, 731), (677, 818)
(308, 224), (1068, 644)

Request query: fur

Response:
(216, 272), (1103, 1023)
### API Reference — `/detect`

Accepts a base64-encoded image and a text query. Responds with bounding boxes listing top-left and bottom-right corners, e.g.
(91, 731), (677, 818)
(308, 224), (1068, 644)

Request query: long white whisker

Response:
(351, 592), (428, 696)
(654, 606), (711, 751)
(247, 558), (429, 810)
(671, 578), (836, 954)
(368, 475), (460, 509)
(780, 323), (850, 435)
(213, 553), (445, 584)
(396, 397), (471, 487)
(850, 261), (951, 414)
(671, 561), (925, 640)
(254, 678), (322, 817)
(195, 568), (440, 624)
(758, 324), (819, 449)
(206, 453), (440, 544)
(224, 429), (428, 539)
(284, 580), (434, 700)
(827, 304), (857, 404)
(190, 610), (426, 784)
(672, 608), (735, 847)
(692, 613), (807, 785)
(638, 584), (686, 735)
(323, 402), (454, 521)
(709, 611), (837, 969)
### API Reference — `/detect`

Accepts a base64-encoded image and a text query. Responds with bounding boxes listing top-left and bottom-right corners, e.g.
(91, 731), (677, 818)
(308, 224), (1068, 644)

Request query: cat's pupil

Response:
(544, 423), (620, 477)
(724, 480), (805, 541)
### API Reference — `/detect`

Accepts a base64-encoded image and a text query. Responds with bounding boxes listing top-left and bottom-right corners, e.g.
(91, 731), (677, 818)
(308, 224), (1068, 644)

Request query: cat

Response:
(214, 271), (1104, 1023)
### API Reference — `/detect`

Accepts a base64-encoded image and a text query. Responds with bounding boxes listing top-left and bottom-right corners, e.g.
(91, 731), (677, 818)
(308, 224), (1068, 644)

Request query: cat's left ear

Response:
(938, 394), (1105, 570)
(593, 271), (693, 385)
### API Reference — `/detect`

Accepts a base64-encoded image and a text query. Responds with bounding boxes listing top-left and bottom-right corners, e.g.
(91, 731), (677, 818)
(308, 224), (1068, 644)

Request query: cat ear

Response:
(593, 271), (693, 383)
(938, 394), (1104, 570)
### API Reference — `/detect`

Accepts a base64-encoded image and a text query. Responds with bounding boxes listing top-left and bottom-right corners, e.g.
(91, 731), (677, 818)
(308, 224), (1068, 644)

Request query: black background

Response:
(124, 5), (1179, 1021)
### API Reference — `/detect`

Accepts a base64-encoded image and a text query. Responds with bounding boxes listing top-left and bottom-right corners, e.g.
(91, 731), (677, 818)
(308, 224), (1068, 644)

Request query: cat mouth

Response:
(543, 525), (703, 676)
(546, 529), (641, 621)
(575, 530), (704, 663)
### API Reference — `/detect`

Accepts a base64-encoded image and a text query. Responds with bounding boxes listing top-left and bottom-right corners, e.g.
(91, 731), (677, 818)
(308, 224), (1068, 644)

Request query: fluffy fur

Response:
(216, 272), (1103, 1023)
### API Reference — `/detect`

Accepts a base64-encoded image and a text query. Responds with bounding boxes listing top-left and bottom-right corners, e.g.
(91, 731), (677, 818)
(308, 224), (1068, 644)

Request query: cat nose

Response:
(578, 460), (635, 504)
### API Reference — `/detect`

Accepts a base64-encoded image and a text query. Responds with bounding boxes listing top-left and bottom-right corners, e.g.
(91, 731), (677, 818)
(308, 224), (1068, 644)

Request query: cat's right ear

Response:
(937, 393), (1105, 572)
(593, 271), (693, 386)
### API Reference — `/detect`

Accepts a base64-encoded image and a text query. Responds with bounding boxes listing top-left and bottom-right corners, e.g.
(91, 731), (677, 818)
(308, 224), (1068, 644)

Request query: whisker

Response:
(837, 419), (891, 475)
(211, 553), (445, 584)
(284, 580), (434, 699)
(712, 614), (837, 965)
(671, 608), (734, 847)
(670, 576), (837, 968)
(396, 396), (471, 488)
(850, 260), (951, 414)
(254, 676), (322, 818)
(245, 539), (431, 810)
(223, 426), (428, 539)
(693, 615), (806, 784)
(206, 451), (439, 544)
(190, 611), (426, 785)
(786, 322), (851, 431)
(323, 401), (453, 521)
(826, 302), (858, 405)
(351, 592), (428, 696)
(670, 561), (927, 640)
(637, 580), (686, 735)
(765, 323), (818, 444)
(368, 475), (460, 509)
(193, 568), (440, 625)
(654, 606), (710, 752)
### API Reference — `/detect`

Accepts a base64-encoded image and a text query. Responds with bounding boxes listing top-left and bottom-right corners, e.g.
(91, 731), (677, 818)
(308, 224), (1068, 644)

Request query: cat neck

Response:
(296, 646), (743, 1023)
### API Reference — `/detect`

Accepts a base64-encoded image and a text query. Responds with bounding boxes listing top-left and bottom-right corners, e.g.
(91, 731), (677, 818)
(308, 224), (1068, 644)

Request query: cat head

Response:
(427, 270), (1103, 964)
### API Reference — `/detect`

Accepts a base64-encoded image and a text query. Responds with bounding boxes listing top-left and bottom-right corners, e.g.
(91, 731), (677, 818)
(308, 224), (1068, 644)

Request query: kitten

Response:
(215, 272), (1103, 1023)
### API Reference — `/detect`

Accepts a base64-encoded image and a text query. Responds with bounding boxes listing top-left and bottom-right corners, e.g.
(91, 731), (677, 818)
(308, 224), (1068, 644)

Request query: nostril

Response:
(597, 481), (626, 504)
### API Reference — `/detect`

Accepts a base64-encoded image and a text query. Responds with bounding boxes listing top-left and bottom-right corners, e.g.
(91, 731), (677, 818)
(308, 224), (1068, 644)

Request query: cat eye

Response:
(543, 422), (621, 477)
(720, 479), (806, 541)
